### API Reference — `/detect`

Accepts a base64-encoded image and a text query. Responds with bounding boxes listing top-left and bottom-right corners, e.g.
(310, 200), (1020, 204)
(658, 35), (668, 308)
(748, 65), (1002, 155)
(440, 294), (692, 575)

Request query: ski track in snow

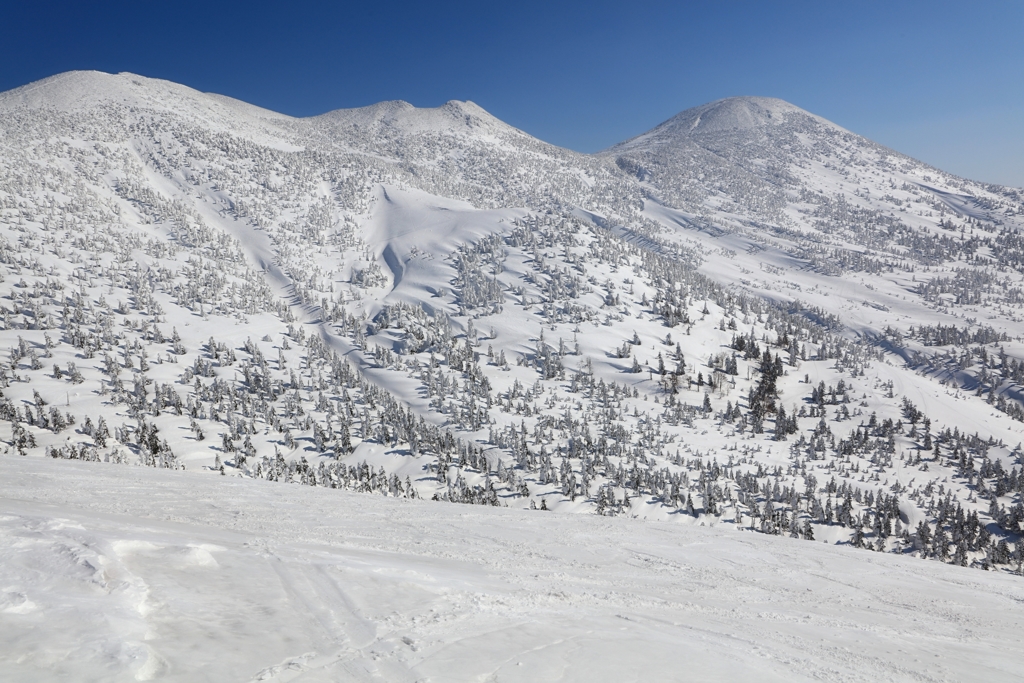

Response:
(1, 456), (1022, 683)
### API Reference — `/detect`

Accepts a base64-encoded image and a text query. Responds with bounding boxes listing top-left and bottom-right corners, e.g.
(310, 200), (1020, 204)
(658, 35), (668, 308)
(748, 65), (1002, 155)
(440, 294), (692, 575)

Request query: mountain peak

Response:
(680, 96), (805, 132)
(0, 70), (140, 111)
(312, 98), (517, 140)
(606, 96), (829, 153)
(0, 70), (293, 130)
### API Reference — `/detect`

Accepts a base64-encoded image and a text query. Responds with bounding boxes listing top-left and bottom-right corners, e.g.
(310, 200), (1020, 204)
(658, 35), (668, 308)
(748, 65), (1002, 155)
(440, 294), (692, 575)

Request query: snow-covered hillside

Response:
(3, 455), (1022, 682)
(3, 68), (1024, 600)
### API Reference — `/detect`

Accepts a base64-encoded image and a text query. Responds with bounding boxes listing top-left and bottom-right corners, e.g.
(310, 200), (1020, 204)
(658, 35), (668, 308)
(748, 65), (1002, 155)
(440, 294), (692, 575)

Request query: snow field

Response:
(2, 455), (1022, 682)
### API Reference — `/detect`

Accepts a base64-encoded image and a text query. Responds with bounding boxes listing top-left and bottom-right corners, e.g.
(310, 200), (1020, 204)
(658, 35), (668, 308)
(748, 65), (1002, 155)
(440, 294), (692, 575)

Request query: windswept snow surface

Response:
(2, 455), (1022, 683)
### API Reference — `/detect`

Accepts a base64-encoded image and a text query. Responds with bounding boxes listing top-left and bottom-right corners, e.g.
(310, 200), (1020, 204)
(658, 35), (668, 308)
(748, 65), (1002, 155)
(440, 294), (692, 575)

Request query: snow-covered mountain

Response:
(7, 67), (1024, 681)
(3, 70), (1024, 580)
(608, 95), (1024, 324)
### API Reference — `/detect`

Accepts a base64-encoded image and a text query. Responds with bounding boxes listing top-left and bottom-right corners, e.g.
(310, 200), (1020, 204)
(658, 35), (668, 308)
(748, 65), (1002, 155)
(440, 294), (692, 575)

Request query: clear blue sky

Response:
(3, 0), (1023, 186)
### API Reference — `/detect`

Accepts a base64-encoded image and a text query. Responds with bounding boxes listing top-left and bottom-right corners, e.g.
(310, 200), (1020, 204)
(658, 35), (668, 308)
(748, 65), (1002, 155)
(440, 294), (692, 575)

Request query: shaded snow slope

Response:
(2, 456), (1022, 683)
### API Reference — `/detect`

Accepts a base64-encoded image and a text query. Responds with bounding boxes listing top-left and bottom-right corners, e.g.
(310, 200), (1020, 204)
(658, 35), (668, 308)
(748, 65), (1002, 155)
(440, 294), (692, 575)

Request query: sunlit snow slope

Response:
(2, 456), (1022, 683)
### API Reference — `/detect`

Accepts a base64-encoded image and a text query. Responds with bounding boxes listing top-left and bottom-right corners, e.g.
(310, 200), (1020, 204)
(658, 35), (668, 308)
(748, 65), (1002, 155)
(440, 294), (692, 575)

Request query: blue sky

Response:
(3, 0), (1023, 186)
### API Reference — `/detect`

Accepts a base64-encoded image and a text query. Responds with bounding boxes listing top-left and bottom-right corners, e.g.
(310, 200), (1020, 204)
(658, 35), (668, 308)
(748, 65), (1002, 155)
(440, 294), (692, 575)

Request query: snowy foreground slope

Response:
(3, 455), (1022, 683)
(4, 65), (1024, 619)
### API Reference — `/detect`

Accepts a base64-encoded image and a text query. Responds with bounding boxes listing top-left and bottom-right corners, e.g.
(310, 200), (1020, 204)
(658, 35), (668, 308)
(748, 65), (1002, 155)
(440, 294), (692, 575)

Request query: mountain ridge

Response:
(8, 70), (1017, 195)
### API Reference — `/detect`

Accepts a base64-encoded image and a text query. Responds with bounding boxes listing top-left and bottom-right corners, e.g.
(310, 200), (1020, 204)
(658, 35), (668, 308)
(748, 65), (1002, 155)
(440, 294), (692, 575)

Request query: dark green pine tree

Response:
(852, 523), (866, 548)
(932, 524), (950, 560)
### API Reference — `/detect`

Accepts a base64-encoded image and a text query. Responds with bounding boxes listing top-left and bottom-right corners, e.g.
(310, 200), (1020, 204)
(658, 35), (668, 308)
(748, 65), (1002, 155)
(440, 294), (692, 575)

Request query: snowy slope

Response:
(3, 455), (1022, 683)
(2, 68), (1024, 610)
(606, 96), (1024, 337)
